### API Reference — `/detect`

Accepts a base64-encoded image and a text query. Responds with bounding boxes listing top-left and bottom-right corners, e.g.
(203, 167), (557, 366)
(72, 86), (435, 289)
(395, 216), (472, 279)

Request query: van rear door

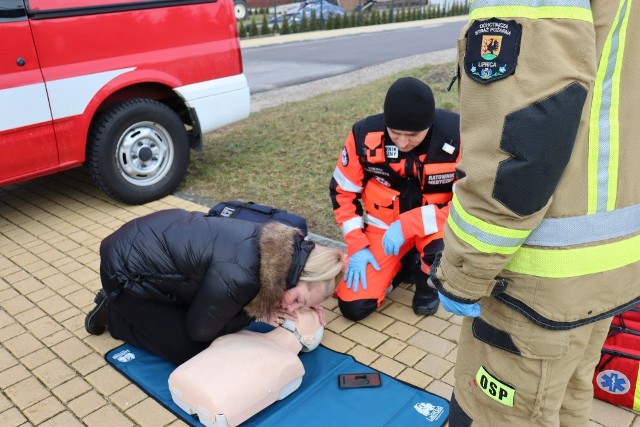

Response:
(0, 0), (58, 183)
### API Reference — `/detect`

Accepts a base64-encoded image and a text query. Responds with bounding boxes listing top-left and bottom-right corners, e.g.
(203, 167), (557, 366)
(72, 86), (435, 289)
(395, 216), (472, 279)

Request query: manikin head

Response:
(281, 307), (324, 352)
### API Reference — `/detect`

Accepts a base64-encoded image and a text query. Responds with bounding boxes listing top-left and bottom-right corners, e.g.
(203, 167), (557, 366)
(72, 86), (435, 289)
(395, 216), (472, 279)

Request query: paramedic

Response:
(330, 77), (460, 321)
(85, 209), (344, 365)
(429, 2), (640, 425)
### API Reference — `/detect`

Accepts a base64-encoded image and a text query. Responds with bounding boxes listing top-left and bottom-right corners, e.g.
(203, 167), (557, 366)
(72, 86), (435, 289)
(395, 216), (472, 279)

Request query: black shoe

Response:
(85, 289), (109, 335)
(412, 286), (439, 316)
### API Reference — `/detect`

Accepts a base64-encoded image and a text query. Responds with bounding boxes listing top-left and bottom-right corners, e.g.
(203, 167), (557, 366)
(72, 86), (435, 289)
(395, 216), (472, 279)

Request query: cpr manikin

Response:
(168, 308), (324, 427)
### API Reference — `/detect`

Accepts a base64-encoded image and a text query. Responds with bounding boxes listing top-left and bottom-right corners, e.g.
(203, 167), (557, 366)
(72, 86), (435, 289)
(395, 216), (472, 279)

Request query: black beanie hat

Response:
(384, 77), (435, 131)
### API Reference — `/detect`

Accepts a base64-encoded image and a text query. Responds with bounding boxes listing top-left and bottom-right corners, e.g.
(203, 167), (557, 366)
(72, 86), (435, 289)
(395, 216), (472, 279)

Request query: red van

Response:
(1, 0), (250, 204)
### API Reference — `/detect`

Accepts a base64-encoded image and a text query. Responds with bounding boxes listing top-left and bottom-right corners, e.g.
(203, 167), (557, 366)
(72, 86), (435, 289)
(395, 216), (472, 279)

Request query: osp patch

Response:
(341, 146), (349, 166)
(475, 365), (515, 407)
(465, 18), (522, 84)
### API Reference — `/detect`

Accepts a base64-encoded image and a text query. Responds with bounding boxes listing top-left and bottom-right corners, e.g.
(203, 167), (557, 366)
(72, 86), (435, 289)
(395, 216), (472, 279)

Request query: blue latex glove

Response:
(382, 220), (405, 256)
(438, 291), (481, 317)
(345, 248), (380, 293)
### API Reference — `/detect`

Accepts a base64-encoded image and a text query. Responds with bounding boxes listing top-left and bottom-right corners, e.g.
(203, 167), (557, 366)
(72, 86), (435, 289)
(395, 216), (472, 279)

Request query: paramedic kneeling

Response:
(329, 77), (460, 321)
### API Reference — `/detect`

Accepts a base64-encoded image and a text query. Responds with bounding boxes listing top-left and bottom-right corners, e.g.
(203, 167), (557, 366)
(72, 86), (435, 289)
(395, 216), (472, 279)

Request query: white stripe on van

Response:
(0, 68), (135, 132)
(47, 68), (135, 119)
(0, 83), (52, 132)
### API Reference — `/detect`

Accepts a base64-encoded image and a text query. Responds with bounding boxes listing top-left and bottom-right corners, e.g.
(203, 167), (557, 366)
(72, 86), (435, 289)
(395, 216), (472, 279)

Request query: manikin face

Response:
(280, 281), (328, 314)
(387, 127), (429, 152)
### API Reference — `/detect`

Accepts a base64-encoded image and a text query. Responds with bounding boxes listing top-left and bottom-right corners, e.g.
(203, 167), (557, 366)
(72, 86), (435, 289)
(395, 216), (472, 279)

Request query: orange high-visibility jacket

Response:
(330, 111), (460, 255)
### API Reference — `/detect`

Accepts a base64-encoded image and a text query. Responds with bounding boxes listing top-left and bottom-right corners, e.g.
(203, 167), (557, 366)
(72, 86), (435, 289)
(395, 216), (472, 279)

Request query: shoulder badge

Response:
(341, 146), (349, 166)
(464, 19), (522, 84)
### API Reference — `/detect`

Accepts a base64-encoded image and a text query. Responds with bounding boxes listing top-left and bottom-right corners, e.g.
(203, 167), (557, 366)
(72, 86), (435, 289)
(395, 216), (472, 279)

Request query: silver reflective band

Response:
(332, 167), (362, 193)
(470, 0), (591, 11)
(449, 205), (526, 249)
(526, 203), (640, 247)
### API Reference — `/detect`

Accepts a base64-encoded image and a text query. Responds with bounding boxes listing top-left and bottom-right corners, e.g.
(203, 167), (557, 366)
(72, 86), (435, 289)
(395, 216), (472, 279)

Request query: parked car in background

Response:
(1, 0), (250, 205)
(269, 0), (345, 26)
(293, 0), (345, 22)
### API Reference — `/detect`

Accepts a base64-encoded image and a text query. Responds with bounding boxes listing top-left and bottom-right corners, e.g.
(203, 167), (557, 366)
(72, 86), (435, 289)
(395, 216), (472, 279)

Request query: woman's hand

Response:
(264, 308), (298, 326)
(309, 304), (326, 326)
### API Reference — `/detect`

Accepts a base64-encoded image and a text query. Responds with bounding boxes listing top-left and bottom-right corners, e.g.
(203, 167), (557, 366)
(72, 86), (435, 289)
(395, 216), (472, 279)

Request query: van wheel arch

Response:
(87, 98), (190, 205)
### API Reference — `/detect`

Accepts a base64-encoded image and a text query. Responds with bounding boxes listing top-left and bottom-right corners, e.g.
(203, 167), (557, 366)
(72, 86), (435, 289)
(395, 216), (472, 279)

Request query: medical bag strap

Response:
(229, 201), (276, 217)
(596, 352), (616, 373)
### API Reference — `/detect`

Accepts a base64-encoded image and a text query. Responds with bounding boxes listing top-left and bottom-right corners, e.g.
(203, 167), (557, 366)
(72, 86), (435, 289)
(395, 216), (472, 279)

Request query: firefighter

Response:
(429, 1), (640, 425)
(329, 77), (460, 321)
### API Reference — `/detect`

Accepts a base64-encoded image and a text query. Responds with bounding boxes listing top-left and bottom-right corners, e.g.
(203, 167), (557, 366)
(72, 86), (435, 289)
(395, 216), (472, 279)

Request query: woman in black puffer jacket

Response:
(85, 209), (344, 365)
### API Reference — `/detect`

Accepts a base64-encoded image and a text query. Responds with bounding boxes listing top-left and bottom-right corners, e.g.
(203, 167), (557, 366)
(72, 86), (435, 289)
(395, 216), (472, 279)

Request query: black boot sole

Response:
(85, 290), (108, 335)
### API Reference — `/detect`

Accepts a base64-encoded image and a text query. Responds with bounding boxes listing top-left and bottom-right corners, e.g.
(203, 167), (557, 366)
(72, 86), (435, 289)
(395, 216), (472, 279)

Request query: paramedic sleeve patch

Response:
(464, 19), (522, 84)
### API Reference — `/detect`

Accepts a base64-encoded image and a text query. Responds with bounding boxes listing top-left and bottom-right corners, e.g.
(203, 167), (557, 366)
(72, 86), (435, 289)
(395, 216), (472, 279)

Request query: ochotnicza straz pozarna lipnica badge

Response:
(464, 18), (522, 84)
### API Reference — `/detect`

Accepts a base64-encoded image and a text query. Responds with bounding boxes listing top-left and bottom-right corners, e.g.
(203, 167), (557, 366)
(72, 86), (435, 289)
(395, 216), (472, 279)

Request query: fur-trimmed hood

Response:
(244, 222), (308, 319)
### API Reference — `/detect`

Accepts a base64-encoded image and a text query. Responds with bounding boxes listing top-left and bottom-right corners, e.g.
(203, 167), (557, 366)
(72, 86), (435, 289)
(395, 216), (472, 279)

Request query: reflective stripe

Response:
(365, 215), (389, 230)
(448, 196), (529, 255)
(588, 0), (632, 213)
(421, 205), (439, 236)
(506, 233), (640, 278)
(635, 367), (640, 412)
(342, 216), (363, 236)
(527, 203), (640, 246)
(469, 0), (592, 21)
(332, 168), (363, 193)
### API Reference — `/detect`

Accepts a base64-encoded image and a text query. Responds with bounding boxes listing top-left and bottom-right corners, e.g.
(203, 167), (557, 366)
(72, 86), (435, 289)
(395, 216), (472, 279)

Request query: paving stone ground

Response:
(1, 171), (638, 426)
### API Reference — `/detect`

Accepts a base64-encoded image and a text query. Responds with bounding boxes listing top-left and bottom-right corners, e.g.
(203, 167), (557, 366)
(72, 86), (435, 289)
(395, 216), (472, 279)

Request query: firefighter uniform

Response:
(430, 1), (640, 425)
(330, 108), (460, 320)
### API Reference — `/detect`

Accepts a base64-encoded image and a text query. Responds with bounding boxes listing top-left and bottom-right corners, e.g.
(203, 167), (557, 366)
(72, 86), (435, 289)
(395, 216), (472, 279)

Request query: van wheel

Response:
(234, 0), (248, 20)
(87, 98), (190, 205)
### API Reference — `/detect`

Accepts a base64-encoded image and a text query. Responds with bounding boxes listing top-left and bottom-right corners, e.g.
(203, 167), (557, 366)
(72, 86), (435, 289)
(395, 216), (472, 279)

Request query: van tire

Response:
(87, 98), (190, 205)
(234, 0), (248, 20)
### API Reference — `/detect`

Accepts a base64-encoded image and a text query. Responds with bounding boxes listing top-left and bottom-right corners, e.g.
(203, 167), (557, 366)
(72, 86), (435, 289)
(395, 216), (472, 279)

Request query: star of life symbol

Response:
(414, 402), (444, 421)
(112, 349), (136, 363)
(597, 369), (630, 395)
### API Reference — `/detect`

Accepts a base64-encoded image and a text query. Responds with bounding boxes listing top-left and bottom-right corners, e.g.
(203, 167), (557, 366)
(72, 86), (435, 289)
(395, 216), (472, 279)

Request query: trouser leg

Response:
(559, 317), (611, 426)
(411, 237), (443, 315)
(452, 298), (611, 426)
(336, 226), (409, 321)
(107, 292), (210, 366)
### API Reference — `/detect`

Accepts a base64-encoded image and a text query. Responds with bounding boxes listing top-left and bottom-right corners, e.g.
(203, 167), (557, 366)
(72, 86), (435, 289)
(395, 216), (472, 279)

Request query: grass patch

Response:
(180, 61), (458, 241)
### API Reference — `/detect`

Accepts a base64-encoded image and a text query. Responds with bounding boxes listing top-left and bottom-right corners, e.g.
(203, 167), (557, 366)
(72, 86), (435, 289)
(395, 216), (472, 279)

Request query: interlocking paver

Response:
(371, 354), (406, 377)
(394, 345), (427, 366)
(31, 359), (75, 390)
(347, 344), (379, 365)
(397, 367), (433, 389)
(5, 376), (51, 410)
(342, 322), (388, 348)
(39, 410), (85, 427)
(1, 170), (637, 427)
(125, 398), (178, 427)
(51, 377), (93, 403)
(4, 331), (43, 358)
(377, 337), (407, 358)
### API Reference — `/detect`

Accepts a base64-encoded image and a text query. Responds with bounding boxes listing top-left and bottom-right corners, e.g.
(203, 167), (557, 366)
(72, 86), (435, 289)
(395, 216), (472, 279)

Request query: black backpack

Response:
(207, 200), (308, 236)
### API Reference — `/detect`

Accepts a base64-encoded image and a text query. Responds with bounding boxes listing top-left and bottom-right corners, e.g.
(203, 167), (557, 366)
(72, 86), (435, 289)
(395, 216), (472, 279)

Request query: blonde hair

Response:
(299, 244), (345, 298)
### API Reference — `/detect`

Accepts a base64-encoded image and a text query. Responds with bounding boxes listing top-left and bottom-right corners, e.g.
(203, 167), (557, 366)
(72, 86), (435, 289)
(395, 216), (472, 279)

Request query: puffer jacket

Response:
(100, 209), (307, 341)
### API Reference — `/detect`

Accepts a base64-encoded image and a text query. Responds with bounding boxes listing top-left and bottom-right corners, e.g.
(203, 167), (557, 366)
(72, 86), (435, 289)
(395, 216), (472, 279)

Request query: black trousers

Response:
(101, 267), (209, 366)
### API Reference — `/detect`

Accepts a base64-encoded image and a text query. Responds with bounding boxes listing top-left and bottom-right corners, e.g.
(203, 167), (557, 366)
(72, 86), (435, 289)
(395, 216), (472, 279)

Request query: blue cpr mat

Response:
(105, 324), (449, 426)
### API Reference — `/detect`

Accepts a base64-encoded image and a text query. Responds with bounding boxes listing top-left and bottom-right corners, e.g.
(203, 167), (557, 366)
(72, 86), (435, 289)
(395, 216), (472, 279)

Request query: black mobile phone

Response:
(338, 372), (382, 389)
